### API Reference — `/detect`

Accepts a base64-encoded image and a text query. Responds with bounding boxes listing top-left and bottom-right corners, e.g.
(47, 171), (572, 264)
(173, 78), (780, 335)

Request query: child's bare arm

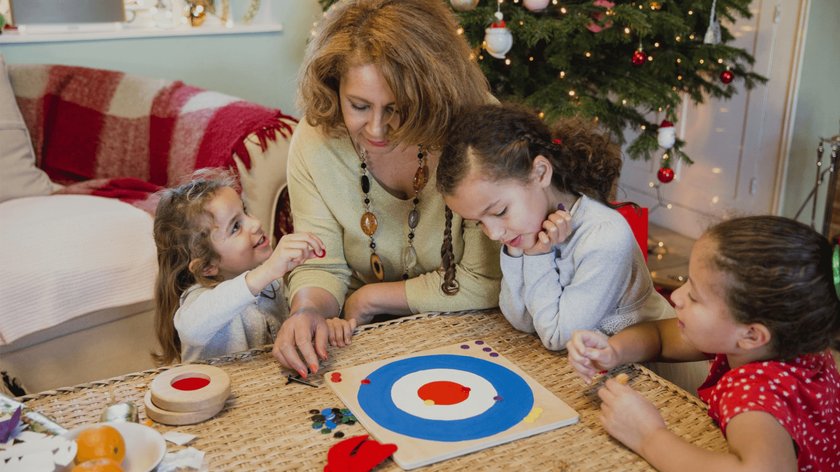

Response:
(633, 407), (796, 472)
(567, 319), (706, 382)
(606, 318), (706, 363)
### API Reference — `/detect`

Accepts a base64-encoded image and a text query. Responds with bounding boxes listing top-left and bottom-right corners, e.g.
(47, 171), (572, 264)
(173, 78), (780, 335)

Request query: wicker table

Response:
(21, 310), (726, 471)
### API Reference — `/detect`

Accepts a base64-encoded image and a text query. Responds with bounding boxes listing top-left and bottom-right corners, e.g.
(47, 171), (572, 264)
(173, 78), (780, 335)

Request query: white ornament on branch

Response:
(523, 0), (550, 12)
(484, 10), (513, 59)
(703, 0), (721, 45)
(450, 0), (479, 12)
(657, 120), (676, 149)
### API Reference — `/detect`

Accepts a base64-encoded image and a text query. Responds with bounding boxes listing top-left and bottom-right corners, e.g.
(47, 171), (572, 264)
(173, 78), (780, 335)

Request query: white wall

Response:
(779, 0), (840, 233)
(617, 0), (840, 239)
(0, 0), (323, 114)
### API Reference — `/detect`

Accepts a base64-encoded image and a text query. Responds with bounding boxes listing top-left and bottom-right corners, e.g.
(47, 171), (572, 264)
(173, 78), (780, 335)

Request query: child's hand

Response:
(566, 330), (619, 383)
(246, 233), (325, 297)
(325, 318), (357, 347)
(598, 378), (666, 454)
(272, 232), (326, 275)
(524, 209), (572, 256)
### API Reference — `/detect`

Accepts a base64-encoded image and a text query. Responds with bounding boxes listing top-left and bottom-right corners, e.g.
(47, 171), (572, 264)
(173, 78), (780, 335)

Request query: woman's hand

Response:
(566, 330), (619, 383)
(523, 209), (572, 256)
(272, 309), (329, 378)
(598, 379), (667, 454)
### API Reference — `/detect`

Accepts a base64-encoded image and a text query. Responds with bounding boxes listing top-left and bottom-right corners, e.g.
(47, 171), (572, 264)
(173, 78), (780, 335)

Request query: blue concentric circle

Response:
(357, 354), (533, 442)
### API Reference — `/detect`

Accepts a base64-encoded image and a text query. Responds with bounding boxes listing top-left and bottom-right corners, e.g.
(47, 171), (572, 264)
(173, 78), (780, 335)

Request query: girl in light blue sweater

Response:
(437, 103), (673, 350)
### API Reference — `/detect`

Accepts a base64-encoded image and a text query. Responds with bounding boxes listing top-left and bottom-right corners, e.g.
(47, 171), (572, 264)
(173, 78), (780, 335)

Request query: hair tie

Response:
(552, 138), (563, 145)
(833, 245), (840, 300)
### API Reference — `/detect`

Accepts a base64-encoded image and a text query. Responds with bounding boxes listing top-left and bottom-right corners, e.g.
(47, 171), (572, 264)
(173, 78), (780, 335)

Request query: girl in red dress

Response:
(567, 215), (840, 471)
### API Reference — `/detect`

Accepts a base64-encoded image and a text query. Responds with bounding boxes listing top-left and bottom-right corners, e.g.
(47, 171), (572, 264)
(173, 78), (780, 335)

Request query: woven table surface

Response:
(21, 310), (726, 471)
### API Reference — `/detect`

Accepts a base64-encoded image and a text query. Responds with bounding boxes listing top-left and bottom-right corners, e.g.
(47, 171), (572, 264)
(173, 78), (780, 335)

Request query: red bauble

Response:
(720, 69), (734, 84)
(631, 50), (646, 66)
(657, 167), (675, 183)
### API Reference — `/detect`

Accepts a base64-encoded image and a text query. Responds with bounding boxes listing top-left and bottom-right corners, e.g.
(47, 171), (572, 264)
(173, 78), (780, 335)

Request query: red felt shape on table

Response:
(324, 435), (397, 472)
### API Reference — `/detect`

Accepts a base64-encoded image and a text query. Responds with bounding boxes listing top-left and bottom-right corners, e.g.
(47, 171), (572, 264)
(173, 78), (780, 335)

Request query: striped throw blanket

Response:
(10, 64), (295, 212)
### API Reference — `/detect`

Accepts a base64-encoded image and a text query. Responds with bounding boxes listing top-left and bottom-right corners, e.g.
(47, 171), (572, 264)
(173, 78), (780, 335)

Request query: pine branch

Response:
(318, 0), (767, 166)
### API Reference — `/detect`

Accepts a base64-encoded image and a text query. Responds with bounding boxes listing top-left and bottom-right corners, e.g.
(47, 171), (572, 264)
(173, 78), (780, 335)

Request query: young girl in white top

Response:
(567, 215), (840, 471)
(437, 103), (673, 350)
(152, 172), (355, 365)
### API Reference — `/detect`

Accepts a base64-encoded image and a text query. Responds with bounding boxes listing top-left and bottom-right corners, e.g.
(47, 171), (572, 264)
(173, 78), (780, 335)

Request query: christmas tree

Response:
(318, 0), (766, 168)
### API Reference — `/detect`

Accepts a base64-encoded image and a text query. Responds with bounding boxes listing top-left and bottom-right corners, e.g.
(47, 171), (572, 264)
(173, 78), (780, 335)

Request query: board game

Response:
(326, 341), (579, 469)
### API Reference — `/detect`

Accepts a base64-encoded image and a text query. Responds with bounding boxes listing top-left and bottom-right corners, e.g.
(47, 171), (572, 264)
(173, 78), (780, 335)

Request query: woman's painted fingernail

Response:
(316, 249), (326, 258)
(557, 203), (565, 211)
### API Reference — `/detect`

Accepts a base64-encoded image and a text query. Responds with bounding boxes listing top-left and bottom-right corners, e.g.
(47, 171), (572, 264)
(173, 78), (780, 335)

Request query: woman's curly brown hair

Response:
(297, 0), (490, 150)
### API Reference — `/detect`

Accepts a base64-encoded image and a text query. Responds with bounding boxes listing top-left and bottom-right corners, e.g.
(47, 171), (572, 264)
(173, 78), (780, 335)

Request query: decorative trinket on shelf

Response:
(187, 0), (209, 27)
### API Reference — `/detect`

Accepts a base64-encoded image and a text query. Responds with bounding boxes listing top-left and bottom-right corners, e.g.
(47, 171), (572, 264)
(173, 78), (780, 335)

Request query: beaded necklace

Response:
(358, 145), (429, 281)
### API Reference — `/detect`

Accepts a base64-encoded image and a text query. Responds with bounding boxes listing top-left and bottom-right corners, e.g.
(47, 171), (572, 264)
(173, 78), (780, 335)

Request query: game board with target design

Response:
(326, 341), (579, 469)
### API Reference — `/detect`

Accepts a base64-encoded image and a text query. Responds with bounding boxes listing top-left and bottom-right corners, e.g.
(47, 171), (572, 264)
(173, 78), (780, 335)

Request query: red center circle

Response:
(417, 380), (471, 405)
(171, 376), (210, 391)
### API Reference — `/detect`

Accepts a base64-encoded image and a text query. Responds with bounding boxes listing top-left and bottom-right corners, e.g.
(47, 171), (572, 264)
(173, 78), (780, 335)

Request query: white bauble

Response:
(523, 0), (550, 11)
(484, 25), (513, 59)
(450, 0), (479, 12)
(657, 126), (676, 149)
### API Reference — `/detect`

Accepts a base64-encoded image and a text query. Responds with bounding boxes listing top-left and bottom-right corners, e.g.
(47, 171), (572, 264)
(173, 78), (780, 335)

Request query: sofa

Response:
(0, 56), (295, 394)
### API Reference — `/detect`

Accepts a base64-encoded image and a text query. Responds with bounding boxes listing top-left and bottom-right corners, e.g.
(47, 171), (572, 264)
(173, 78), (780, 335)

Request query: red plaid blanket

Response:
(12, 64), (295, 212)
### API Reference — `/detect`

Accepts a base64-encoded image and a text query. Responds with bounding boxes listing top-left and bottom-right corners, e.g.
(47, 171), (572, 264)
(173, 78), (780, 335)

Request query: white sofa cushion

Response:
(0, 195), (157, 346)
(0, 55), (56, 203)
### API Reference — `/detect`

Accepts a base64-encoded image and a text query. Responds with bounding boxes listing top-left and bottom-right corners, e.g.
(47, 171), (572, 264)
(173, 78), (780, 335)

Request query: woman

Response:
(273, 0), (502, 377)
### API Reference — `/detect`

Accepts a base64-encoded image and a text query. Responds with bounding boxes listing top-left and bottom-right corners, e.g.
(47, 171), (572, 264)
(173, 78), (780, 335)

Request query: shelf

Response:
(0, 22), (283, 44)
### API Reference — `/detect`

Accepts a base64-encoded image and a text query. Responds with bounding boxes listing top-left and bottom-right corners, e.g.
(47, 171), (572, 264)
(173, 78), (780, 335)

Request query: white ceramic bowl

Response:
(63, 422), (166, 472)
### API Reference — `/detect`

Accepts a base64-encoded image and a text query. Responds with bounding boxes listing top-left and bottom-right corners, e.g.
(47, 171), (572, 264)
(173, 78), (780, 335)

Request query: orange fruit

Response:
(74, 425), (126, 465)
(71, 458), (124, 472)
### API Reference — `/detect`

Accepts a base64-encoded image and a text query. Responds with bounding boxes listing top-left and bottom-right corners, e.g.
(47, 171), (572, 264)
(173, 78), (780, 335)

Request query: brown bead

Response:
(360, 212), (378, 236)
(413, 165), (429, 192)
(408, 209), (419, 229)
(370, 253), (385, 281)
